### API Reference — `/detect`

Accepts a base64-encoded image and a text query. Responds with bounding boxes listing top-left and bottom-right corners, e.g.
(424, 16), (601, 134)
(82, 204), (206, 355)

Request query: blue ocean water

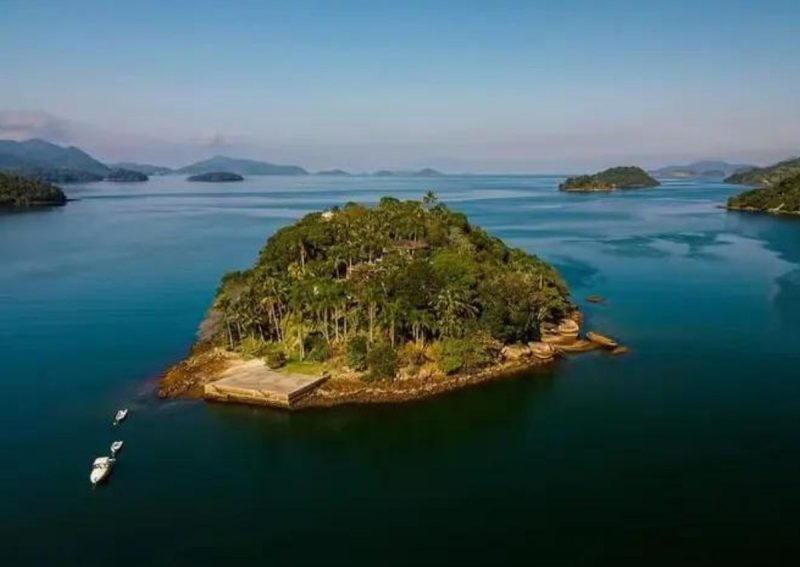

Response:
(1, 175), (799, 565)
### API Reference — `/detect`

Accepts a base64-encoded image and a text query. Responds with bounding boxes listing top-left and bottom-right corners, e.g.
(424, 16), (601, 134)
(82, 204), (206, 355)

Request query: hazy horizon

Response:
(1, 1), (798, 172)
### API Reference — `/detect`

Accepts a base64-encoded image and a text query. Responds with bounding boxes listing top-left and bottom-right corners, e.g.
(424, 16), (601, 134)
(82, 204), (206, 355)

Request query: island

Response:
(315, 169), (351, 176)
(159, 193), (622, 408)
(0, 172), (67, 208)
(725, 157), (800, 187)
(727, 173), (800, 216)
(651, 161), (753, 179)
(105, 168), (149, 182)
(187, 171), (244, 182)
(559, 166), (660, 192)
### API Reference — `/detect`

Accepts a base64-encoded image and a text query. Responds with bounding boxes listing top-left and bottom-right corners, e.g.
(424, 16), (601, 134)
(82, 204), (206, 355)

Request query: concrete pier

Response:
(203, 359), (327, 409)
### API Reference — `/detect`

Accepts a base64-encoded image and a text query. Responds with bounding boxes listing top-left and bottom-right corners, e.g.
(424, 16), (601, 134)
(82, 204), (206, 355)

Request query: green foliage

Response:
(210, 196), (573, 370)
(264, 346), (287, 369)
(346, 336), (369, 371)
(559, 166), (659, 191)
(0, 172), (67, 208)
(725, 157), (800, 187)
(187, 171), (244, 182)
(366, 343), (398, 381)
(432, 335), (492, 375)
(728, 173), (800, 214)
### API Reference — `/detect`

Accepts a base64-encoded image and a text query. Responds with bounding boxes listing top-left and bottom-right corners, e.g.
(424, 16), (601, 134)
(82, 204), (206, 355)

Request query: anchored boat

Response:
(113, 409), (128, 425)
(110, 441), (124, 457)
(90, 456), (115, 486)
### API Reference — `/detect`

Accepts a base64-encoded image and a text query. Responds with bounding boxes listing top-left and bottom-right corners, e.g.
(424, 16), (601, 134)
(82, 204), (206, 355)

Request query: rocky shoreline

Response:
(158, 313), (626, 409)
(726, 204), (800, 217)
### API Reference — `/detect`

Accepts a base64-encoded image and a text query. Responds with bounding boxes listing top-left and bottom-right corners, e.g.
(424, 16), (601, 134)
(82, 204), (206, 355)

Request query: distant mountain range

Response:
(177, 155), (308, 176)
(651, 161), (754, 179)
(374, 168), (444, 177)
(0, 138), (110, 177)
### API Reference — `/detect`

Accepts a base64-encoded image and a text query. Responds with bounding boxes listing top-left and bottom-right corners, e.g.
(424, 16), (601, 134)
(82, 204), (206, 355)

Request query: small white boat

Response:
(113, 409), (128, 425)
(110, 441), (124, 456)
(90, 456), (115, 486)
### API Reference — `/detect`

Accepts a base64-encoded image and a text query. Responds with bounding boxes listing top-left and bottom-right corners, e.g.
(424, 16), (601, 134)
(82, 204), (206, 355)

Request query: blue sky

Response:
(1, 0), (798, 171)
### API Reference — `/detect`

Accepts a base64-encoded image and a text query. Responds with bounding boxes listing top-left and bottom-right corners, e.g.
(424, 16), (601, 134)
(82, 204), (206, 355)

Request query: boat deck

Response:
(203, 359), (327, 409)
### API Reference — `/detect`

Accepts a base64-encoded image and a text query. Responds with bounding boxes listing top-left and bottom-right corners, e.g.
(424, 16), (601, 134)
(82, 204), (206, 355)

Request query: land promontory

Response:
(187, 171), (244, 182)
(560, 166), (660, 192)
(160, 193), (621, 407)
(727, 173), (800, 216)
(725, 157), (800, 187)
(0, 172), (67, 208)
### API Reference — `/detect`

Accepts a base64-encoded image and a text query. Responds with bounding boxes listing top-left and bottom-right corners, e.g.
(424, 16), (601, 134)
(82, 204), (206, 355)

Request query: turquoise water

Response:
(2, 176), (799, 565)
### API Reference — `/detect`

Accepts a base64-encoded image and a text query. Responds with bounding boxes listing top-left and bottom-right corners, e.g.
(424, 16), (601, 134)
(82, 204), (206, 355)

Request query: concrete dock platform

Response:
(203, 359), (327, 409)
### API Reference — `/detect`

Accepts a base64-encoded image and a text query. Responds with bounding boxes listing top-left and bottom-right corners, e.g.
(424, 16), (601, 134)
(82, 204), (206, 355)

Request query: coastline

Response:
(726, 204), (800, 217)
(158, 314), (625, 410)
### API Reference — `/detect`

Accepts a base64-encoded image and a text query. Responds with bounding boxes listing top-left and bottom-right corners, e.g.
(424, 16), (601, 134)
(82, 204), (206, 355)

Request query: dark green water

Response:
(2, 176), (799, 565)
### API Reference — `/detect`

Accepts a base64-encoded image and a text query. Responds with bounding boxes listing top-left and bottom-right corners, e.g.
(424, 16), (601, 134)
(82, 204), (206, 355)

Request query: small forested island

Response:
(725, 157), (800, 187)
(160, 193), (622, 408)
(559, 166), (660, 192)
(727, 173), (800, 216)
(187, 171), (244, 182)
(315, 169), (351, 176)
(0, 172), (67, 208)
(106, 168), (148, 182)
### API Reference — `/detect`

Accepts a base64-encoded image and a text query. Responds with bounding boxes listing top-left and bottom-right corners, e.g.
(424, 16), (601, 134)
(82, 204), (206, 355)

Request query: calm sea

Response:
(1, 175), (799, 565)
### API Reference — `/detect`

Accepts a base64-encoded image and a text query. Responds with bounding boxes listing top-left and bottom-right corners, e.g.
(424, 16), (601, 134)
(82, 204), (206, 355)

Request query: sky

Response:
(0, 0), (798, 172)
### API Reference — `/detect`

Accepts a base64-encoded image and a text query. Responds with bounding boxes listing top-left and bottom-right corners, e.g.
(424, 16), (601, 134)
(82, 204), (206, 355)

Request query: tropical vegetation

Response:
(727, 173), (800, 215)
(206, 194), (572, 380)
(0, 172), (67, 208)
(560, 166), (660, 192)
(725, 157), (800, 187)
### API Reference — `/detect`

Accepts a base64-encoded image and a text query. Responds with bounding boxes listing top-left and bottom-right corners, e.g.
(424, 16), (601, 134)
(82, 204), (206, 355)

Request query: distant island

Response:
(725, 157), (800, 187)
(160, 194), (622, 407)
(0, 172), (67, 208)
(727, 173), (800, 217)
(316, 169), (351, 176)
(0, 138), (109, 183)
(187, 171), (244, 182)
(179, 155), (307, 176)
(559, 166), (660, 192)
(652, 161), (753, 179)
(106, 168), (148, 182)
(109, 162), (172, 176)
(374, 168), (445, 177)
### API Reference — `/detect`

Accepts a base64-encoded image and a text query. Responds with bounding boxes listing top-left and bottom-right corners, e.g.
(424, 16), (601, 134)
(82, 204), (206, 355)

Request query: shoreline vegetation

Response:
(159, 193), (624, 408)
(0, 172), (67, 208)
(559, 166), (659, 192)
(726, 172), (800, 217)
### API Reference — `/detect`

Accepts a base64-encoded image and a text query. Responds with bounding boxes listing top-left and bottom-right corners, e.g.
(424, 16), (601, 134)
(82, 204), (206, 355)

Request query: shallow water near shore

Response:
(2, 175), (800, 565)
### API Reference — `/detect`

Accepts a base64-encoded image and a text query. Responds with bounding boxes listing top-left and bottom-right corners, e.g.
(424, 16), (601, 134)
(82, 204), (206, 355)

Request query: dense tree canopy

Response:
(725, 157), (800, 187)
(728, 173), (800, 214)
(560, 166), (660, 192)
(209, 195), (572, 378)
(0, 172), (67, 208)
(187, 171), (244, 182)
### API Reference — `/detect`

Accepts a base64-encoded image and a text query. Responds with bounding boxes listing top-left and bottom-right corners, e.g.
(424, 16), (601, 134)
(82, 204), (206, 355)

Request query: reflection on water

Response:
(1, 175), (800, 565)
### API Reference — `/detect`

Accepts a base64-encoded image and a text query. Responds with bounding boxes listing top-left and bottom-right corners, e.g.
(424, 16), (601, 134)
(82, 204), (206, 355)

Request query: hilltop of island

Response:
(178, 155), (307, 176)
(725, 157), (800, 187)
(651, 160), (753, 179)
(374, 168), (444, 177)
(316, 169), (351, 176)
(187, 171), (244, 182)
(0, 172), (67, 208)
(160, 193), (623, 407)
(559, 166), (660, 192)
(727, 173), (800, 216)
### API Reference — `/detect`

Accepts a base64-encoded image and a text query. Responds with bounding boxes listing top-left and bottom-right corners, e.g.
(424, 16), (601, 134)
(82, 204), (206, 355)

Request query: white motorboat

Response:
(113, 409), (128, 425)
(90, 456), (115, 485)
(110, 441), (124, 456)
